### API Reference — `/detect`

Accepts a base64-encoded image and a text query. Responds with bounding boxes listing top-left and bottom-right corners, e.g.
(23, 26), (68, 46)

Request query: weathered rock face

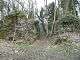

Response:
(34, 17), (48, 36)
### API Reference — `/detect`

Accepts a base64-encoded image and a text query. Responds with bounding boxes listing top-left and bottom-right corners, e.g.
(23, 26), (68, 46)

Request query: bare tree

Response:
(51, 0), (57, 35)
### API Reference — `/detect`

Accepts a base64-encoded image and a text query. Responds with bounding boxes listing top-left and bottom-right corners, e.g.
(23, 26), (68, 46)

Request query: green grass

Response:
(15, 42), (33, 49)
(48, 42), (80, 60)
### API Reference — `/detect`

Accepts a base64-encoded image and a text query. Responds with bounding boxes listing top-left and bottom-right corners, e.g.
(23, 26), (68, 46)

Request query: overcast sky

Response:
(35, 0), (58, 10)
(36, 0), (54, 8)
(24, 0), (56, 10)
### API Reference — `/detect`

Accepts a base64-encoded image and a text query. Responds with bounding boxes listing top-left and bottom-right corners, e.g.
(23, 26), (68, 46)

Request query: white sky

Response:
(36, 0), (54, 8)
(24, 0), (56, 10)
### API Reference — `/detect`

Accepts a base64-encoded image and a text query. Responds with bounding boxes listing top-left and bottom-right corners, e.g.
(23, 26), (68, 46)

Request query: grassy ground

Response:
(0, 32), (80, 60)
(0, 38), (80, 60)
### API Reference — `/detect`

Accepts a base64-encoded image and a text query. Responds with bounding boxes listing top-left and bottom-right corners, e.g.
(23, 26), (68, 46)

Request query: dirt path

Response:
(0, 38), (80, 60)
(0, 35), (80, 60)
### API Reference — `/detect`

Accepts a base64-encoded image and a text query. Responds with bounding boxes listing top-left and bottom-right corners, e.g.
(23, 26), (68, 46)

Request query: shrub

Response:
(59, 14), (80, 32)
(54, 36), (71, 45)
(0, 10), (27, 39)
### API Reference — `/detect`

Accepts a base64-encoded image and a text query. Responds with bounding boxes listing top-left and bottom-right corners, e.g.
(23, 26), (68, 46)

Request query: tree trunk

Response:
(50, 0), (57, 35)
